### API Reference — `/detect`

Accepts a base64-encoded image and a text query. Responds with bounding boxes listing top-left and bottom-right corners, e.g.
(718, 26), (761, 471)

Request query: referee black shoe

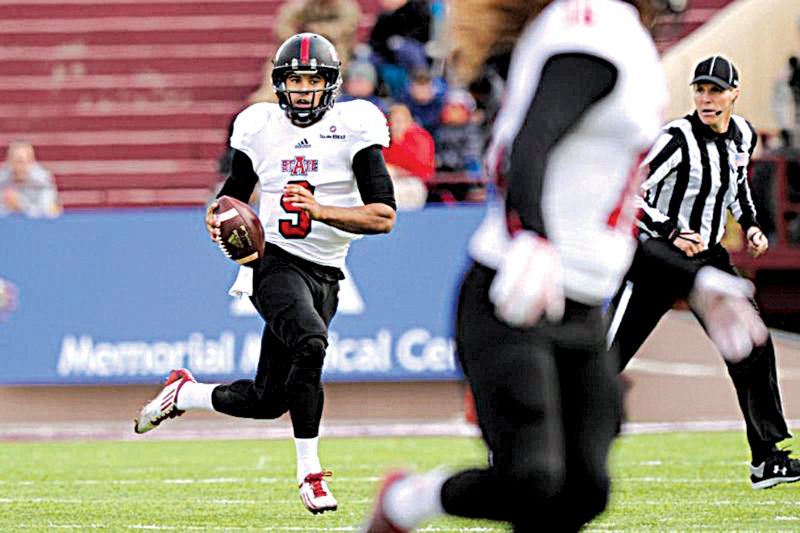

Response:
(750, 449), (800, 489)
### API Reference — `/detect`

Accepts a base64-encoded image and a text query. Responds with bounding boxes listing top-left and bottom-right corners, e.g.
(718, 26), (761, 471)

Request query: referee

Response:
(607, 55), (800, 489)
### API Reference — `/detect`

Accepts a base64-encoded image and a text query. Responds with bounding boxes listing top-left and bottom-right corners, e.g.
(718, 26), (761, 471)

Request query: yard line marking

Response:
(15, 525), (105, 530)
(618, 476), (749, 484)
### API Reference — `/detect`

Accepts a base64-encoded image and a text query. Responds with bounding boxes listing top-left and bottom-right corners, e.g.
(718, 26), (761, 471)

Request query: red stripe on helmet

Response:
(300, 35), (311, 64)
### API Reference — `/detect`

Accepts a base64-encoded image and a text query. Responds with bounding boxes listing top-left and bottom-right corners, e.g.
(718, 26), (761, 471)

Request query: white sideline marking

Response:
(1, 497), (372, 505)
(629, 357), (800, 379)
(2, 476), (382, 485)
(0, 419), (482, 442)
(2, 417), (798, 443)
(127, 524), (508, 532)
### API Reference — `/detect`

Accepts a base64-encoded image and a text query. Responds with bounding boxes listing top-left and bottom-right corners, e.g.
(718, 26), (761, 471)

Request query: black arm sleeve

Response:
(216, 148), (259, 203)
(352, 144), (396, 211)
(506, 53), (618, 236)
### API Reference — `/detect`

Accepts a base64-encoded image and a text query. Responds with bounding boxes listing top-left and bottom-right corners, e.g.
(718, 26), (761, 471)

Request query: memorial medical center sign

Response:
(0, 207), (483, 385)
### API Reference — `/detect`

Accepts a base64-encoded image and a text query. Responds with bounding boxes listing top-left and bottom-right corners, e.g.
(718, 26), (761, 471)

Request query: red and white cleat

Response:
(362, 471), (410, 533)
(299, 471), (338, 514)
(133, 368), (195, 434)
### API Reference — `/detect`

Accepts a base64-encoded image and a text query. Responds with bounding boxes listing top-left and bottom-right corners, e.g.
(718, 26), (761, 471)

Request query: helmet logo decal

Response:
(300, 35), (311, 64)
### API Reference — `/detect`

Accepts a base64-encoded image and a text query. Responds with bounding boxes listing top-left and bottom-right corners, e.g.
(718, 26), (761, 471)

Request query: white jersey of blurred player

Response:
(470, 0), (667, 304)
(231, 98), (390, 268)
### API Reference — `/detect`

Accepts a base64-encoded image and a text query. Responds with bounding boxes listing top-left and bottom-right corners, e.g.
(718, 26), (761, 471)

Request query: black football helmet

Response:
(271, 33), (342, 126)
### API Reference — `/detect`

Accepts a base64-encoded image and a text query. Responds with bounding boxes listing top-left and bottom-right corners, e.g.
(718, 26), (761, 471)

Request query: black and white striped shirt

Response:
(637, 111), (759, 247)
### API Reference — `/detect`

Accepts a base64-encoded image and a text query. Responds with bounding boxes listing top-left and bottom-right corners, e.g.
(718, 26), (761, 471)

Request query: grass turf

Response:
(1, 432), (798, 531)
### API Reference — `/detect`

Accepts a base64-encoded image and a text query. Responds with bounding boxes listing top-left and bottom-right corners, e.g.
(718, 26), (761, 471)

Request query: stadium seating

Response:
(0, 0), (379, 208)
(1, 0), (727, 209)
(654, 0), (734, 52)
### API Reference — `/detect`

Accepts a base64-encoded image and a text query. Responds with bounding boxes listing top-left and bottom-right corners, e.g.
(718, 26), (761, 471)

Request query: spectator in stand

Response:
(433, 89), (484, 202)
(0, 141), (60, 218)
(435, 90), (483, 175)
(771, 58), (796, 149)
(337, 60), (388, 114)
(274, 0), (361, 63)
(399, 68), (446, 133)
(383, 103), (434, 209)
(789, 56), (800, 149)
(369, 0), (432, 97)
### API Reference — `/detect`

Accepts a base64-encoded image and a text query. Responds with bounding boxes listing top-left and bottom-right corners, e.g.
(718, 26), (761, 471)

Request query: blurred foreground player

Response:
(134, 33), (396, 514)
(363, 0), (767, 531)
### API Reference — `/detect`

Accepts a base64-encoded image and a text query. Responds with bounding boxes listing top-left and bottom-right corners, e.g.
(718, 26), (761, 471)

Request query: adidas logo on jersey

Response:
(295, 138), (311, 149)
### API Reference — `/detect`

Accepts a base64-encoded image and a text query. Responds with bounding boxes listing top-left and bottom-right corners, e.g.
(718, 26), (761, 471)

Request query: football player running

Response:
(362, 0), (767, 532)
(134, 33), (396, 514)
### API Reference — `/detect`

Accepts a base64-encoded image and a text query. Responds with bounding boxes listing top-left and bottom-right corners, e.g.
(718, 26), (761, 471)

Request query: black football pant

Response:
(440, 263), (620, 533)
(607, 239), (791, 462)
(211, 243), (340, 439)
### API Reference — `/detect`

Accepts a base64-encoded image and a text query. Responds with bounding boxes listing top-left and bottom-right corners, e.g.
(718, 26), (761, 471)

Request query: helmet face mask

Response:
(272, 33), (342, 126)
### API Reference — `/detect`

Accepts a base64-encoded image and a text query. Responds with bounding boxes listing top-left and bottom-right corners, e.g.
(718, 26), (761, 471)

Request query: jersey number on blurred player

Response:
(280, 180), (315, 239)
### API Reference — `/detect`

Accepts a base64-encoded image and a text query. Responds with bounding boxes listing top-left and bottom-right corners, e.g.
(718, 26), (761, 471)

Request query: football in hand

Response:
(214, 196), (265, 266)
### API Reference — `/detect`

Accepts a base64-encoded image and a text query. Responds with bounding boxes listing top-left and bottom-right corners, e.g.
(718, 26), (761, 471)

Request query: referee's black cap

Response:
(690, 55), (739, 89)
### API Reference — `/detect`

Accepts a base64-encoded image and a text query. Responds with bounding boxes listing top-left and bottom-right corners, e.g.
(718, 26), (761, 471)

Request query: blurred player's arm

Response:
(285, 144), (396, 234)
(206, 149), (259, 240)
(490, 53), (618, 327)
(505, 52), (618, 235)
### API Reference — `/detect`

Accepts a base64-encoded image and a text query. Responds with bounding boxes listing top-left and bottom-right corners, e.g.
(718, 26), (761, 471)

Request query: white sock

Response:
(175, 382), (218, 411)
(384, 470), (447, 530)
(295, 437), (322, 484)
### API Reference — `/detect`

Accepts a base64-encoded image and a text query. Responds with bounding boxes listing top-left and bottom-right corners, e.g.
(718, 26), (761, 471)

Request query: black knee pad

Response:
(286, 336), (326, 389)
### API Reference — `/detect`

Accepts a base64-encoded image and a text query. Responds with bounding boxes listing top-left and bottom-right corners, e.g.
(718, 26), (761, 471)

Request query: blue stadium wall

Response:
(0, 205), (484, 385)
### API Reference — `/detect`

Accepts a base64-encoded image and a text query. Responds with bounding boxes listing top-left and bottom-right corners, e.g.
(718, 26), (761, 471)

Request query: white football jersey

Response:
(470, 0), (667, 304)
(230, 99), (390, 269)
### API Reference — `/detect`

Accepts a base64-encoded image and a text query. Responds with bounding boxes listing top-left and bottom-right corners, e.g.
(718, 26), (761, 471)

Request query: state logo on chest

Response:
(281, 155), (319, 176)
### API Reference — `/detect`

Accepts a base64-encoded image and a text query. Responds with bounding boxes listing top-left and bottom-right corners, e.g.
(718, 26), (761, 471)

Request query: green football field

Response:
(1, 432), (798, 531)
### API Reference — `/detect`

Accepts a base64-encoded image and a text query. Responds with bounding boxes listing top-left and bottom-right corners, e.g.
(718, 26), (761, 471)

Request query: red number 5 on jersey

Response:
(279, 180), (315, 239)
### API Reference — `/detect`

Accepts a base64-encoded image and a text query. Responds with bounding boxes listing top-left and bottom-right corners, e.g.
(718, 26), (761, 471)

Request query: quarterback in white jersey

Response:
(134, 33), (395, 516)
(231, 97), (390, 268)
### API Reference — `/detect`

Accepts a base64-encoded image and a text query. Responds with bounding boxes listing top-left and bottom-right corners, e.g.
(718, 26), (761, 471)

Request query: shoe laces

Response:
(304, 471), (333, 498)
(774, 448), (800, 466)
